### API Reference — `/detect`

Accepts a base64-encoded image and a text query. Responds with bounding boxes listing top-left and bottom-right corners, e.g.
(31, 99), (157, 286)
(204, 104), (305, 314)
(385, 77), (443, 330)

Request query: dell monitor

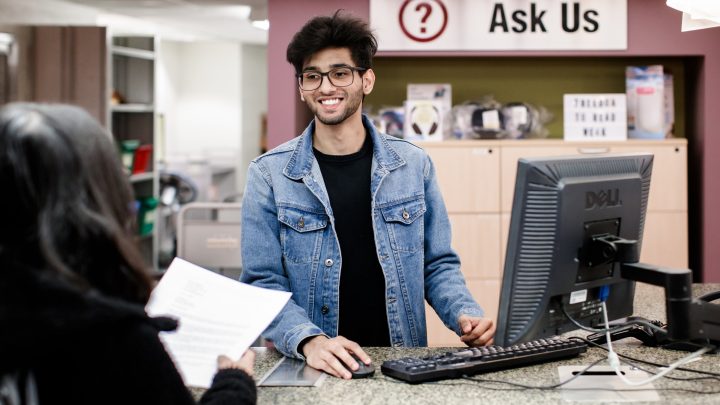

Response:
(495, 153), (654, 347)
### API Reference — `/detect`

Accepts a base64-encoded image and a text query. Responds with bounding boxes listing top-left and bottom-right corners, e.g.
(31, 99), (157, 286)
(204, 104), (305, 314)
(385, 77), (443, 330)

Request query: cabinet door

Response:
(500, 213), (511, 276)
(449, 214), (501, 280)
(425, 279), (501, 347)
(33, 26), (107, 124)
(609, 143), (687, 212)
(422, 143), (500, 213)
(500, 144), (583, 212)
(641, 212), (688, 268)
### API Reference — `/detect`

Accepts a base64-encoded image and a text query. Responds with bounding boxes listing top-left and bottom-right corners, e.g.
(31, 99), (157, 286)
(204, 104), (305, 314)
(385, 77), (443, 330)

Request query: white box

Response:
(406, 84), (452, 139)
(404, 99), (444, 142)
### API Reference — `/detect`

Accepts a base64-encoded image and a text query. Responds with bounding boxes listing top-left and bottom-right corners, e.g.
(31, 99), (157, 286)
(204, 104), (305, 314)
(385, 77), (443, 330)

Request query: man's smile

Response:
(319, 98), (341, 106)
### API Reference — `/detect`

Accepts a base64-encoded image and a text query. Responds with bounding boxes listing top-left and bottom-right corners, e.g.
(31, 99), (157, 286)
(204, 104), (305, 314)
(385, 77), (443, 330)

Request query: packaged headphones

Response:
(471, 106), (504, 139)
(452, 98), (551, 139)
(378, 107), (405, 138)
(404, 100), (443, 141)
(501, 102), (532, 139)
(451, 98), (504, 139)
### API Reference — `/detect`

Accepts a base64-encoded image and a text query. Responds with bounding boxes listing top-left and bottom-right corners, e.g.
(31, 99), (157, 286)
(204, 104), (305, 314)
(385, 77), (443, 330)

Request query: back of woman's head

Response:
(0, 103), (153, 303)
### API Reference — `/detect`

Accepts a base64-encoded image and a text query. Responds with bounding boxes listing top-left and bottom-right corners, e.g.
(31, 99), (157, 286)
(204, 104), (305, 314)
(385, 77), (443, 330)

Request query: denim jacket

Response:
(240, 115), (484, 359)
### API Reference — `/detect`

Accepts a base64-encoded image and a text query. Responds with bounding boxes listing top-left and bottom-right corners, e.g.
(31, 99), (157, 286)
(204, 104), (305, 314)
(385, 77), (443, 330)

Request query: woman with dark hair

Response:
(0, 103), (256, 405)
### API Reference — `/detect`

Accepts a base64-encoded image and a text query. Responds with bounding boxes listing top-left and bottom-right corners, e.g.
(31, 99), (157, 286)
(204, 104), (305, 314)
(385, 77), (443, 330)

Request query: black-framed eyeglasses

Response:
(296, 66), (367, 91)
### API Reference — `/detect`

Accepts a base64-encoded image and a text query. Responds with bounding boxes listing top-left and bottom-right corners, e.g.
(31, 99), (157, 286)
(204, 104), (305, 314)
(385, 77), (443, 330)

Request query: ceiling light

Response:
(251, 19), (269, 31)
(0, 33), (13, 45)
(220, 5), (251, 19)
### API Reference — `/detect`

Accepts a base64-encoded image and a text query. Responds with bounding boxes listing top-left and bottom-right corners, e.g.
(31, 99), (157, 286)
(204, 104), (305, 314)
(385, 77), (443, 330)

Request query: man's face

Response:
(298, 47), (374, 126)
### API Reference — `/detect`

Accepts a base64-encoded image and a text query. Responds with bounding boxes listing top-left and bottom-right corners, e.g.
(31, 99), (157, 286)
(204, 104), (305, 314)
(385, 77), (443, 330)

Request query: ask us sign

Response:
(370, 0), (627, 51)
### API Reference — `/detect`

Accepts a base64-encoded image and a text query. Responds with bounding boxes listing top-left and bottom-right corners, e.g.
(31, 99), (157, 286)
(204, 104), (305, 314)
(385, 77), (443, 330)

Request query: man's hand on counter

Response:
(458, 315), (496, 347)
(301, 335), (371, 379)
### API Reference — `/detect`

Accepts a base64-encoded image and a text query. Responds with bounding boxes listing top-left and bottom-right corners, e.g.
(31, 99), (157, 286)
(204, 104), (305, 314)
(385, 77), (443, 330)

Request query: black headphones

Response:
(471, 107), (504, 139)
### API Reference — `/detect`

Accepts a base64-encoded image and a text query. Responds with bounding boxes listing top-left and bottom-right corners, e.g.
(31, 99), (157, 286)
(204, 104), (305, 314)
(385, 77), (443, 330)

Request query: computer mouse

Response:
(348, 354), (374, 379)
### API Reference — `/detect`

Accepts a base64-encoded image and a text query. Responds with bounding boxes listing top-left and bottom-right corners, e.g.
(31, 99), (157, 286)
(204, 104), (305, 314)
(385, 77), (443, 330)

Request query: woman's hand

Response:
(217, 350), (256, 376)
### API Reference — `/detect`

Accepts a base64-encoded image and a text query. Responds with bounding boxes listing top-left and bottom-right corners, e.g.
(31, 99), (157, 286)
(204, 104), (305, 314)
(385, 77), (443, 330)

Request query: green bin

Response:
(137, 197), (158, 237)
(120, 140), (140, 174)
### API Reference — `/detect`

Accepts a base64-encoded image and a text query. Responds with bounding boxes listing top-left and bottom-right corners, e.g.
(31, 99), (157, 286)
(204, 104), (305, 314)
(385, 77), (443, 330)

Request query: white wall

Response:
(160, 41), (242, 156)
(0, 0), (98, 24)
(157, 40), (244, 200)
(238, 43), (268, 193)
(158, 40), (268, 200)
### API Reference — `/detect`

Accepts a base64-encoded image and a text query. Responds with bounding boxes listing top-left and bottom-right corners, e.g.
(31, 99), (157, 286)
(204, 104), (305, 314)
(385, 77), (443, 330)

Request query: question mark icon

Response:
(399, 0), (448, 43)
(415, 2), (432, 34)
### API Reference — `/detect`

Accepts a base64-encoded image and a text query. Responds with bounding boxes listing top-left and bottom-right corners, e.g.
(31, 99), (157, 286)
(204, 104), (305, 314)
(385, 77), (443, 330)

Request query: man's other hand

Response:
(301, 335), (371, 379)
(458, 315), (496, 347)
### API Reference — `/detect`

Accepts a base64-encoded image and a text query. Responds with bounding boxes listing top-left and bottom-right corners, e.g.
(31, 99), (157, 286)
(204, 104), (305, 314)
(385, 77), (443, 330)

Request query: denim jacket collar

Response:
(282, 114), (405, 181)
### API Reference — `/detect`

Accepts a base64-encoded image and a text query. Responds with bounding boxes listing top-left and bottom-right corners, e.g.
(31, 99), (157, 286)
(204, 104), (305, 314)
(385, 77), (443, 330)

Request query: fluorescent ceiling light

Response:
(251, 19), (269, 31)
(220, 5), (251, 19)
(0, 33), (14, 45)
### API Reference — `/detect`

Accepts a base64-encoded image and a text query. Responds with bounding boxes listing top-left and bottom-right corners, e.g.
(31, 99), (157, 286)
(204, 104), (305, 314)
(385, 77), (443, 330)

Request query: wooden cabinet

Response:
(109, 35), (159, 271)
(419, 139), (688, 346)
(32, 26), (107, 124)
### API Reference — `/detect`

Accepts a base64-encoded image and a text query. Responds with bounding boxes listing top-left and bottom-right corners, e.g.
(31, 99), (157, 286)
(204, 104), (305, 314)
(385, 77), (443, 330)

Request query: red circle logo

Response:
(398, 0), (448, 43)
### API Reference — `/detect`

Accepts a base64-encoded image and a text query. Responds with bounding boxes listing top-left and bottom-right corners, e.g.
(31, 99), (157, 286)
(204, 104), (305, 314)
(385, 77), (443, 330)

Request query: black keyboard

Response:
(381, 337), (588, 383)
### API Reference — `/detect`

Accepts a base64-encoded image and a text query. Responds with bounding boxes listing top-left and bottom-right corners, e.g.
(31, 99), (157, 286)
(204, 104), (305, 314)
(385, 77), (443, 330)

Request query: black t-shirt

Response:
(313, 134), (391, 346)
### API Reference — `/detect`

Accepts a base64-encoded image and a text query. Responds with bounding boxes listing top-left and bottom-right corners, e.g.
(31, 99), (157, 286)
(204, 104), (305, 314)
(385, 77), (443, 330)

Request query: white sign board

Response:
(370, 0), (627, 51)
(563, 94), (627, 141)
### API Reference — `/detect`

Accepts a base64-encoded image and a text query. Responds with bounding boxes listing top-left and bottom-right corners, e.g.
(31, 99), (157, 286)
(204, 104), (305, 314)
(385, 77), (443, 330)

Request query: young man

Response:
(240, 12), (495, 379)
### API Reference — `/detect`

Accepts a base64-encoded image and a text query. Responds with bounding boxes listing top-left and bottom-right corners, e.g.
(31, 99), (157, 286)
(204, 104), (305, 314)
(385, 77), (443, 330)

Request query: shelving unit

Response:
(108, 35), (160, 272)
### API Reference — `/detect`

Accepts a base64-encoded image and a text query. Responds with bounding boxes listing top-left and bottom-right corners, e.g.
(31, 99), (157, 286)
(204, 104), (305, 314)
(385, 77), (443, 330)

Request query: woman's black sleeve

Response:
(199, 369), (257, 405)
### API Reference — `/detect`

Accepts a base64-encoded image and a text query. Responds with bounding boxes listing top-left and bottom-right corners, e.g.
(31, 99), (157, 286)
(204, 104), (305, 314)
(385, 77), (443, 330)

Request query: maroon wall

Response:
(267, 0), (720, 281)
(267, 0), (369, 147)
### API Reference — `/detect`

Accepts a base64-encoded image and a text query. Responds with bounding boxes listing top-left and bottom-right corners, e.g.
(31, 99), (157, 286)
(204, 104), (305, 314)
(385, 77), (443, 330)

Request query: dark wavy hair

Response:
(286, 10), (378, 74)
(0, 103), (154, 304)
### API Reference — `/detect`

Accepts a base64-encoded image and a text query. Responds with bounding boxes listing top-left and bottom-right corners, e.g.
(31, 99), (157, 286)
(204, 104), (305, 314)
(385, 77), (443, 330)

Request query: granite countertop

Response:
(191, 284), (720, 404)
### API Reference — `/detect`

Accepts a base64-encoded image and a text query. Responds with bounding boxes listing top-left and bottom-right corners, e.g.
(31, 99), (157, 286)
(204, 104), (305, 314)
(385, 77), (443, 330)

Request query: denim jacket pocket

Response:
(380, 197), (426, 253)
(278, 206), (328, 263)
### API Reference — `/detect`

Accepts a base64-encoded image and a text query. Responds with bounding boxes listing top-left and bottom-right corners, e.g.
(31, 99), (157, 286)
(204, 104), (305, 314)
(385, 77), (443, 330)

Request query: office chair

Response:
(175, 202), (268, 347)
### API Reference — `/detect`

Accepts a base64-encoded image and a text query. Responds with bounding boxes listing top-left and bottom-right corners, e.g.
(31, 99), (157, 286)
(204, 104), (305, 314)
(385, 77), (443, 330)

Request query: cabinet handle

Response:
(577, 147), (610, 154)
(472, 148), (492, 155)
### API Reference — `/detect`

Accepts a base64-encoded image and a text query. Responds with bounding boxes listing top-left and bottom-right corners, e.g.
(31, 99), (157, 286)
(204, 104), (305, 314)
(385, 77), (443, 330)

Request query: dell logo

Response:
(585, 189), (621, 209)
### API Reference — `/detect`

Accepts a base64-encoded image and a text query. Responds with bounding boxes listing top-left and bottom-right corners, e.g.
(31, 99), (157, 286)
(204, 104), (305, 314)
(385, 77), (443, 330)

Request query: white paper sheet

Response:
(666, 0), (720, 31)
(146, 258), (291, 388)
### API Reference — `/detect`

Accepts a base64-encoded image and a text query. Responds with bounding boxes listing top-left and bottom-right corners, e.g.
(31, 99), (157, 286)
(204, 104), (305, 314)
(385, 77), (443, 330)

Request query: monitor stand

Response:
(584, 260), (719, 352)
(585, 316), (710, 352)
(579, 235), (719, 351)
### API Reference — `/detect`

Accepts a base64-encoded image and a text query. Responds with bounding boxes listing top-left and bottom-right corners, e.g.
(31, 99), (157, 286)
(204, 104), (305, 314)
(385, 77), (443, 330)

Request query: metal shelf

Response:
(111, 45), (155, 60)
(130, 172), (154, 184)
(111, 104), (155, 113)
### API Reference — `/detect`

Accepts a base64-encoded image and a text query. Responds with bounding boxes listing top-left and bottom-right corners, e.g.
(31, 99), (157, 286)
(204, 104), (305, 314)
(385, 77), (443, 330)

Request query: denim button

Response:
(321, 305), (329, 314)
(325, 258), (333, 267)
(402, 210), (409, 220)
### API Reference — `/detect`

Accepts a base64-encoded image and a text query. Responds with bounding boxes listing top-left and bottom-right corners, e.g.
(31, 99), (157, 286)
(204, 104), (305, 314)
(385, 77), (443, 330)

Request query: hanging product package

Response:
(626, 65), (667, 139)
